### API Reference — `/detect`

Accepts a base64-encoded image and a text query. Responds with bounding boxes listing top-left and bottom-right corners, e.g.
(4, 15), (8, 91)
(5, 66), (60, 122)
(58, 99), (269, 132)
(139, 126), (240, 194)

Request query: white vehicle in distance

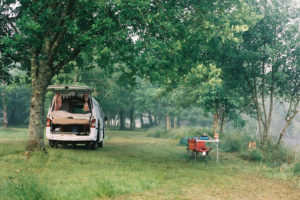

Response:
(46, 85), (106, 150)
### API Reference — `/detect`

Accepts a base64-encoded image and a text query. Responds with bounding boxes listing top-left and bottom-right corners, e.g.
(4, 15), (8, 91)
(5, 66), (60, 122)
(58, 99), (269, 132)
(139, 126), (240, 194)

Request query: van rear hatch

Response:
(47, 85), (94, 135)
(47, 85), (93, 93)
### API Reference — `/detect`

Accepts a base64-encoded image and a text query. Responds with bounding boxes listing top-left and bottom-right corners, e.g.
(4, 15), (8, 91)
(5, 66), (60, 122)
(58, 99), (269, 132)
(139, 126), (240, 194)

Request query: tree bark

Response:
(9, 91), (17, 124)
(27, 51), (52, 151)
(277, 99), (299, 146)
(140, 114), (144, 129)
(148, 111), (153, 127)
(119, 109), (125, 130)
(1, 81), (8, 128)
(130, 105), (135, 129)
(277, 121), (291, 146)
(27, 84), (48, 150)
(212, 113), (220, 133)
(106, 113), (110, 128)
(219, 112), (226, 134)
(154, 115), (158, 127)
(173, 116), (178, 129)
(165, 115), (171, 131)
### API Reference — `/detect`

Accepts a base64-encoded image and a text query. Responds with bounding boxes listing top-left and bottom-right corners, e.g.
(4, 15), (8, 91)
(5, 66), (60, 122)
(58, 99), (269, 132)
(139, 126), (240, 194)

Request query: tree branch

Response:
(52, 45), (85, 75)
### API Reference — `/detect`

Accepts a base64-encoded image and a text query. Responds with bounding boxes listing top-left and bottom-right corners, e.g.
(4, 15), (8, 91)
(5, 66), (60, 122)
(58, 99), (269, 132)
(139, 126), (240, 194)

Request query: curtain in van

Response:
(54, 93), (62, 111)
(83, 93), (89, 112)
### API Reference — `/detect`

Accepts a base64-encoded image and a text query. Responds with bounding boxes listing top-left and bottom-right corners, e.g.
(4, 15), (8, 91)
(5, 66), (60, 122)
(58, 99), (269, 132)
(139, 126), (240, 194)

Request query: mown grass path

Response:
(0, 128), (299, 200)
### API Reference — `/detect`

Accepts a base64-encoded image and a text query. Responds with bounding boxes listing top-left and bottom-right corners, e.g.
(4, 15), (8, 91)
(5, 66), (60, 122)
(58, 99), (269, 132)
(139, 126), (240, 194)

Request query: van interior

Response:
(49, 93), (92, 135)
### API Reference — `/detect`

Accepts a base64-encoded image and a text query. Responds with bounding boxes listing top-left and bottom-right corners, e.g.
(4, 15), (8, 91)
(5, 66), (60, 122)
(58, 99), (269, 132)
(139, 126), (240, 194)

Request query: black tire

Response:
(49, 140), (55, 148)
(90, 142), (97, 150)
(49, 140), (58, 148)
(98, 140), (103, 148)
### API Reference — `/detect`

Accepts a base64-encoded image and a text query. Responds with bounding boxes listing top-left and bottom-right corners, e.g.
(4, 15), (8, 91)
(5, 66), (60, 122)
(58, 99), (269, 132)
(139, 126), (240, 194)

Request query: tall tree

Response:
(239, 0), (299, 146)
(1, 0), (133, 150)
(276, 22), (300, 145)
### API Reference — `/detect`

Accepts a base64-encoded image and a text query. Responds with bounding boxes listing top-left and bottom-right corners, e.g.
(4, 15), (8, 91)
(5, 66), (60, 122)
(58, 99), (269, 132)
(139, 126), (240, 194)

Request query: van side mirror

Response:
(104, 117), (107, 122)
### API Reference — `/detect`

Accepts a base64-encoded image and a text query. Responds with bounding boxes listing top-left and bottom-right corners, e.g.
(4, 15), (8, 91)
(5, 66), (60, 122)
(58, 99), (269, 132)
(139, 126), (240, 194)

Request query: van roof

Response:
(47, 85), (93, 93)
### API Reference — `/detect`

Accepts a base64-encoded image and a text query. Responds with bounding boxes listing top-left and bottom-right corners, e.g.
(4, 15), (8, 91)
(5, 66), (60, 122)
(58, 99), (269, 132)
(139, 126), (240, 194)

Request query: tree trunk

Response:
(148, 112), (153, 127)
(119, 109), (125, 130)
(27, 53), (52, 151)
(212, 113), (220, 133)
(1, 81), (8, 128)
(9, 91), (17, 124)
(106, 113), (110, 128)
(277, 99), (299, 146)
(219, 111), (226, 135)
(157, 115), (162, 126)
(277, 121), (291, 146)
(130, 105), (135, 129)
(27, 84), (48, 150)
(140, 114), (144, 129)
(174, 116), (178, 129)
(154, 115), (158, 127)
(166, 115), (171, 131)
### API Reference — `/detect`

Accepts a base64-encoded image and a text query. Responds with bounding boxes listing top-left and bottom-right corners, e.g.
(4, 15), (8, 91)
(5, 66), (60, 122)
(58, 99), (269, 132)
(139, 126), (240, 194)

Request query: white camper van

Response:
(46, 85), (105, 149)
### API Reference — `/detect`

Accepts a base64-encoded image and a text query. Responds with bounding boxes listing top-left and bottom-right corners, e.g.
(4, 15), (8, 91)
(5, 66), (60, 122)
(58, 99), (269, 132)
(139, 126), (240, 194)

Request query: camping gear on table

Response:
(214, 133), (219, 140)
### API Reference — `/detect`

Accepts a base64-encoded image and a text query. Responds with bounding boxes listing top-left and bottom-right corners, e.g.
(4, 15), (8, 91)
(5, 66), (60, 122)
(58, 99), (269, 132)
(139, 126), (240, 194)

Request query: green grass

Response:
(0, 127), (300, 200)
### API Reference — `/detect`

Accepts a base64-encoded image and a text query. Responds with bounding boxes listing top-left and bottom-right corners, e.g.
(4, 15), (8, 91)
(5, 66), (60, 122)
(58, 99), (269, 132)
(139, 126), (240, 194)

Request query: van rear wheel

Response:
(98, 141), (103, 148)
(89, 142), (97, 150)
(49, 140), (57, 148)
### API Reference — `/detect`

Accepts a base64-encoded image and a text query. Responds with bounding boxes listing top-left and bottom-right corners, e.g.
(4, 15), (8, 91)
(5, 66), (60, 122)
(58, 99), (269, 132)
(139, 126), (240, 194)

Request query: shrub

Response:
(147, 127), (213, 140)
(249, 149), (263, 162)
(293, 161), (300, 176)
(221, 137), (243, 152)
(147, 128), (168, 138)
(220, 131), (252, 153)
(262, 142), (295, 167)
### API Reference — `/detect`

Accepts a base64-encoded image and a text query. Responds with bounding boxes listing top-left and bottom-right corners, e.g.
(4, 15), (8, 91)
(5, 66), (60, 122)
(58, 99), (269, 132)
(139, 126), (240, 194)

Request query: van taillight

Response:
(46, 118), (51, 127)
(90, 119), (96, 128)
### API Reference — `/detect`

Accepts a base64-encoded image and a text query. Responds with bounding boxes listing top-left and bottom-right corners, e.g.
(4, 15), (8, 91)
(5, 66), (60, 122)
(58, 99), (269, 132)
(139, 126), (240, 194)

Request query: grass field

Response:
(0, 127), (299, 200)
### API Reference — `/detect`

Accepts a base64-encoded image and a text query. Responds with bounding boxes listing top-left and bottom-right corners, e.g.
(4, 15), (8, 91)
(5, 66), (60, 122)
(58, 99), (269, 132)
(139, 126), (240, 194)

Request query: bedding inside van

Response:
(50, 93), (92, 125)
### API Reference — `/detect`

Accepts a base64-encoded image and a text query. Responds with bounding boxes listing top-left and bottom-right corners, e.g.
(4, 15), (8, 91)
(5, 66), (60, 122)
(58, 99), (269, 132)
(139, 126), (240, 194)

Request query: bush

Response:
(262, 142), (295, 167)
(249, 149), (263, 161)
(221, 137), (243, 152)
(147, 127), (213, 140)
(147, 127), (168, 138)
(220, 131), (252, 153)
(293, 161), (300, 176)
(239, 150), (262, 162)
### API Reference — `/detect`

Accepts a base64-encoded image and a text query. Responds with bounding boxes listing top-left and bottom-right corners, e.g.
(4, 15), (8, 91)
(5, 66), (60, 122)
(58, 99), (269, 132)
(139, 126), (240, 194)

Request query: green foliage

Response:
(147, 127), (214, 141)
(220, 131), (252, 153)
(293, 161), (300, 176)
(240, 149), (263, 162)
(0, 71), (31, 126)
(249, 149), (263, 162)
(262, 143), (295, 168)
(147, 127), (168, 138)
